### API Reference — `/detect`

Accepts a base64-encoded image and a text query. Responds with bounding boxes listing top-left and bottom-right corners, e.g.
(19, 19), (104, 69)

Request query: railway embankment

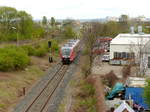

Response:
(0, 38), (60, 112)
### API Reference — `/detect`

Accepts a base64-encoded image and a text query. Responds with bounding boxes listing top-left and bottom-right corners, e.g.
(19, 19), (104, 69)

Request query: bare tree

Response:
(129, 36), (147, 76)
(81, 22), (100, 76)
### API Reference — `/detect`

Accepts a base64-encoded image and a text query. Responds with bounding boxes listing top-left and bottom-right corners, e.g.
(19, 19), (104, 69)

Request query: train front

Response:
(60, 47), (71, 64)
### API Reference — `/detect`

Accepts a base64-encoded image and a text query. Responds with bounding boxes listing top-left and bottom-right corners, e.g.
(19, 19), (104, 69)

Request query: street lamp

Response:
(12, 26), (19, 46)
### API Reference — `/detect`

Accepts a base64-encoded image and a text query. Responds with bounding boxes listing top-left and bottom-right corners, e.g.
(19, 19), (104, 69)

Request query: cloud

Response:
(0, 0), (150, 19)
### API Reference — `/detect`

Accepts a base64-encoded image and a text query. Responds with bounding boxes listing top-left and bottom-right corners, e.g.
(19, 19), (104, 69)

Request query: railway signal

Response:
(48, 41), (53, 63)
(48, 41), (51, 48)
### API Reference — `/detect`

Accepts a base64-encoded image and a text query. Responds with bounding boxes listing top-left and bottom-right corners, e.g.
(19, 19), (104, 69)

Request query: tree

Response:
(0, 6), (45, 41)
(63, 26), (76, 39)
(50, 17), (55, 27)
(144, 79), (150, 106)
(119, 14), (129, 22)
(17, 11), (33, 39)
(50, 17), (56, 38)
(42, 16), (47, 26)
(81, 23), (98, 77)
(0, 6), (18, 34)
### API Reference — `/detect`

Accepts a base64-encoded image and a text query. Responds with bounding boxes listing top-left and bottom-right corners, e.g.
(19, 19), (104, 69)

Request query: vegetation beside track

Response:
(0, 61), (45, 112)
(0, 39), (59, 72)
(0, 46), (30, 71)
(58, 67), (97, 112)
(58, 50), (97, 112)
(0, 39), (60, 111)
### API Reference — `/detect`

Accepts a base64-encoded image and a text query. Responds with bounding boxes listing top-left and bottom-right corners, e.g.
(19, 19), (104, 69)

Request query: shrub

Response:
(103, 70), (118, 87)
(33, 46), (47, 57)
(40, 42), (49, 52)
(79, 97), (97, 112)
(51, 40), (59, 52)
(21, 40), (59, 57)
(22, 43), (49, 57)
(144, 79), (150, 106)
(77, 81), (95, 99)
(21, 45), (35, 56)
(122, 65), (131, 78)
(82, 82), (95, 96)
(0, 46), (30, 71)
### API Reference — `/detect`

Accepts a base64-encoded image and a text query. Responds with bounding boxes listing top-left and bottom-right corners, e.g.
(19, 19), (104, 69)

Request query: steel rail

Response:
(24, 65), (68, 112)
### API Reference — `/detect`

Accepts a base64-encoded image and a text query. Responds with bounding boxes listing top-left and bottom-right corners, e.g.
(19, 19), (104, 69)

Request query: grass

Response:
(58, 64), (97, 112)
(79, 97), (96, 107)
(75, 81), (96, 112)
(0, 36), (67, 112)
(0, 65), (44, 112)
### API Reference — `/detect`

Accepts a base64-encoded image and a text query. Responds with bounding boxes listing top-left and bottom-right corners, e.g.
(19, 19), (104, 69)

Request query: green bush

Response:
(21, 43), (49, 57)
(51, 40), (59, 52)
(21, 40), (59, 57)
(144, 79), (150, 106)
(21, 45), (36, 56)
(79, 97), (97, 112)
(80, 82), (95, 97)
(34, 47), (47, 57)
(33, 40), (59, 57)
(0, 46), (30, 71)
(79, 97), (96, 107)
(40, 42), (49, 52)
(31, 42), (48, 57)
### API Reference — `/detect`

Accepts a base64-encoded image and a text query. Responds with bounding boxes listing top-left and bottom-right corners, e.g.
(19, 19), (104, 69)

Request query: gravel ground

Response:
(92, 55), (138, 78)
(45, 53), (80, 112)
(13, 40), (82, 112)
(13, 55), (80, 112)
(92, 55), (123, 78)
(44, 62), (78, 112)
(13, 63), (62, 112)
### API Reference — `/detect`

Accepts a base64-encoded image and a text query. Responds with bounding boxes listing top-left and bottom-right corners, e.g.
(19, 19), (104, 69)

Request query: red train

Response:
(60, 39), (80, 64)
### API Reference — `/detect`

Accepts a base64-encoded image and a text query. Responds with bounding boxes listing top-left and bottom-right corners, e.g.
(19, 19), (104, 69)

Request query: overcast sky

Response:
(0, 0), (150, 19)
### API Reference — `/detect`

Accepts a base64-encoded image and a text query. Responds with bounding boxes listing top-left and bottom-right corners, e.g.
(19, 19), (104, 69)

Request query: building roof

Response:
(125, 77), (146, 87)
(114, 101), (134, 112)
(106, 99), (124, 109)
(111, 33), (150, 45)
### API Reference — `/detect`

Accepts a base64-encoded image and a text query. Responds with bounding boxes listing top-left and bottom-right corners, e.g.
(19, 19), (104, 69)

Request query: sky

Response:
(0, 0), (150, 19)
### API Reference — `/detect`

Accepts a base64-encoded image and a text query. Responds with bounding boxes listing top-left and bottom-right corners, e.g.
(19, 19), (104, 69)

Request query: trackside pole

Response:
(48, 41), (53, 63)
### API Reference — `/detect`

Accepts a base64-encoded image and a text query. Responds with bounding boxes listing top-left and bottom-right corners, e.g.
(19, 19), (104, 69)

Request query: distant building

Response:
(110, 33), (150, 61)
(130, 16), (146, 22)
(106, 16), (119, 22)
(110, 33), (150, 75)
(136, 16), (146, 22)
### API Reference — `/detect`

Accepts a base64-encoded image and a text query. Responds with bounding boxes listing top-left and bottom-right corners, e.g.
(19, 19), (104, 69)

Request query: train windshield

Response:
(62, 48), (71, 56)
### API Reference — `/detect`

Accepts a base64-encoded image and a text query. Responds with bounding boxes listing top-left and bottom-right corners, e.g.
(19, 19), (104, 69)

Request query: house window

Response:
(114, 52), (117, 59)
(114, 52), (135, 59)
(118, 53), (122, 58)
(122, 52), (126, 58)
(148, 57), (150, 68)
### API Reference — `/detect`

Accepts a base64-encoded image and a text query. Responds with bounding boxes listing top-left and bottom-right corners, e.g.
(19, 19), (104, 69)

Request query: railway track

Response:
(13, 39), (84, 112)
(23, 65), (68, 112)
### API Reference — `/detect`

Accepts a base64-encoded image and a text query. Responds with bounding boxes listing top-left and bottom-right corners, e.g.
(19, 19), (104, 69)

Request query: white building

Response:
(106, 16), (119, 22)
(110, 33), (150, 75)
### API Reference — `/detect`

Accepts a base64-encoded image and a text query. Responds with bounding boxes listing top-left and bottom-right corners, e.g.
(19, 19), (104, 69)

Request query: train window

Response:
(62, 49), (71, 56)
